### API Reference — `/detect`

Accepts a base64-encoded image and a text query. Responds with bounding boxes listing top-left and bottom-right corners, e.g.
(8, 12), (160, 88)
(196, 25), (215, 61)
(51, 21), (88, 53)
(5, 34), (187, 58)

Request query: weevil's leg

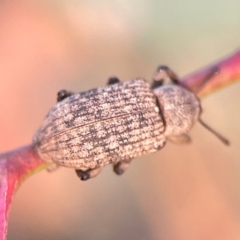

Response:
(152, 65), (220, 94)
(57, 89), (74, 102)
(46, 163), (60, 172)
(167, 134), (192, 145)
(107, 76), (120, 85)
(113, 159), (133, 175)
(151, 65), (180, 89)
(75, 167), (103, 181)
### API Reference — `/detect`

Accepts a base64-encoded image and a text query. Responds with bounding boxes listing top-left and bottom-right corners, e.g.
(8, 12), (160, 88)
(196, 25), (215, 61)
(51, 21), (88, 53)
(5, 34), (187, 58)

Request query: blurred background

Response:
(1, 0), (240, 239)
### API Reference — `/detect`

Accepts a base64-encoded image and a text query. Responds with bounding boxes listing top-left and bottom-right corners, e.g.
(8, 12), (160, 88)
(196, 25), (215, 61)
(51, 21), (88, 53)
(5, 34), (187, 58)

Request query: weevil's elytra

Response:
(33, 79), (166, 171)
(33, 66), (229, 180)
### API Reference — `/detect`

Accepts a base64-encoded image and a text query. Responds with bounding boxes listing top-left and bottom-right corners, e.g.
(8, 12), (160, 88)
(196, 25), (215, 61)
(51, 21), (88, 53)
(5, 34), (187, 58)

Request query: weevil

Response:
(33, 66), (229, 180)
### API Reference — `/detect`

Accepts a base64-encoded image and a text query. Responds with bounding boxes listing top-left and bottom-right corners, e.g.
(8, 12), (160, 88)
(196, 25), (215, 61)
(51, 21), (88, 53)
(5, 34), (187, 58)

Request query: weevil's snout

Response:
(153, 85), (201, 137)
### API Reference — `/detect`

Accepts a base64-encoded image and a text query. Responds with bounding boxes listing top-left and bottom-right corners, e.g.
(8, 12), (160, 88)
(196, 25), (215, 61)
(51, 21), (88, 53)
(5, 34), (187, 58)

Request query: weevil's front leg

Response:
(151, 65), (220, 94)
(107, 76), (121, 85)
(151, 65), (180, 89)
(113, 159), (133, 175)
(75, 167), (103, 181)
(57, 90), (75, 102)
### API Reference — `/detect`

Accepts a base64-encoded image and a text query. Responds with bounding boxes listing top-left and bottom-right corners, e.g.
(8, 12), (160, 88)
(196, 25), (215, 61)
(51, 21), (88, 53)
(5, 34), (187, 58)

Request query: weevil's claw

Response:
(57, 90), (74, 102)
(107, 76), (121, 85)
(113, 159), (132, 175)
(113, 164), (124, 175)
(75, 167), (103, 181)
(76, 169), (90, 181)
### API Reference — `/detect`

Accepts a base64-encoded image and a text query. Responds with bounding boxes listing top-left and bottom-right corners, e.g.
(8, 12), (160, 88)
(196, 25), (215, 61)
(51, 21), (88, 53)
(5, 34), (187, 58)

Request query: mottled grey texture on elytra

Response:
(33, 79), (166, 170)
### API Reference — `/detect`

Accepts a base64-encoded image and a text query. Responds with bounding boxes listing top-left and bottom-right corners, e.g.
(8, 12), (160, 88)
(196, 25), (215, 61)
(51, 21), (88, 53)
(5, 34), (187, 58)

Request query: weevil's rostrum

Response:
(33, 79), (166, 170)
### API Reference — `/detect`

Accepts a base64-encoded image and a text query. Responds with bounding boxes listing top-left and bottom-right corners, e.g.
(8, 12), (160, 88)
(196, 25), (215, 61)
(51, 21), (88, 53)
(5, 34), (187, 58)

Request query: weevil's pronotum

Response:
(33, 66), (229, 180)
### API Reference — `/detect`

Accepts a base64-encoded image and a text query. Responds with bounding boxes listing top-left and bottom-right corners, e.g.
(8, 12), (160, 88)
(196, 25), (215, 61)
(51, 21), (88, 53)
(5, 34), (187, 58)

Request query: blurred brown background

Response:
(1, 0), (240, 239)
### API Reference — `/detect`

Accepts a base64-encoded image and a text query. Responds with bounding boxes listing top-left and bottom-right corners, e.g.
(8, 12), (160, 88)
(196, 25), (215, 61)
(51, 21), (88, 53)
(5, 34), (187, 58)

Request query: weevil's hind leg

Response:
(46, 163), (60, 172)
(57, 90), (75, 102)
(167, 134), (192, 145)
(113, 159), (133, 175)
(75, 167), (103, 181)
(107, 76), (121, 85)
(151, 65), (180, 89)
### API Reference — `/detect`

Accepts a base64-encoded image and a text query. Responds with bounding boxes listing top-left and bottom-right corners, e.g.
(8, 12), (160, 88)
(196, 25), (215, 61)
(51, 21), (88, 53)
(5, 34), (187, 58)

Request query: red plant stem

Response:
(0, 145), (49, 240)
(0, 49), (239, 240)
(181, 49), (240, 97)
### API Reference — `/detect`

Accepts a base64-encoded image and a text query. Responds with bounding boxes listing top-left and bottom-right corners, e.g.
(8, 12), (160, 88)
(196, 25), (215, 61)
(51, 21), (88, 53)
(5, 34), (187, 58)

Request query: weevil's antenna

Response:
(198, 118), (230, 145)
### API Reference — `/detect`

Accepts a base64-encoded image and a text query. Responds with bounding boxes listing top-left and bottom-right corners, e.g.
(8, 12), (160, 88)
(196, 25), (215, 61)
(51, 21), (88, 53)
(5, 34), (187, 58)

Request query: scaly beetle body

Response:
(33, 66), (228, 180)
(34, 79), (167, 169)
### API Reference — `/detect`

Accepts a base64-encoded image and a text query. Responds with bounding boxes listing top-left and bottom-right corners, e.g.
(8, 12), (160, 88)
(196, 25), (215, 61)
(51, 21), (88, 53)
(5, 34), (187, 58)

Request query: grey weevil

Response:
(33, 66), (229, 181)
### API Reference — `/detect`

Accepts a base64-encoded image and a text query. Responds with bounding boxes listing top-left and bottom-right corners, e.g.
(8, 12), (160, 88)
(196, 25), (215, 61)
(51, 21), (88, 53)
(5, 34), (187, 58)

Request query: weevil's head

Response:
(153, 85), (201, 137)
